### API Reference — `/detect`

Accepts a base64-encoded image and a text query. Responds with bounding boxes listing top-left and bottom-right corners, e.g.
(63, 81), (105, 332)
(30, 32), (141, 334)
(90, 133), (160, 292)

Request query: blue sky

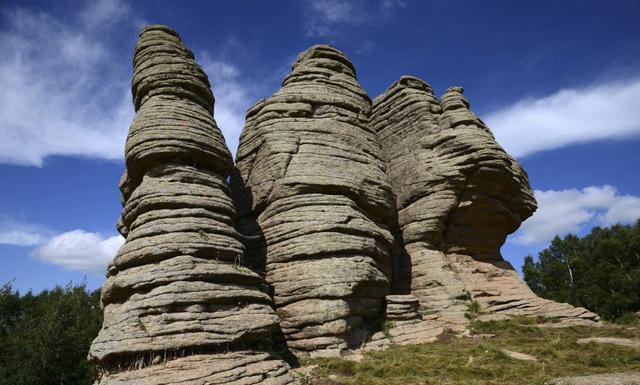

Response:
(1, 0), (639, 293)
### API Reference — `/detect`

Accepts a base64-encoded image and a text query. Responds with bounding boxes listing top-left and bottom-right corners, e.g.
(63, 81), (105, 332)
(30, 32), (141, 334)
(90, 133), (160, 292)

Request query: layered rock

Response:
(231, 45), (395, 356)
(385, 295), (421, 322)
(371, 76), (599, 326)
(365, 295), (445, 351)
(89, 25), (293, 384)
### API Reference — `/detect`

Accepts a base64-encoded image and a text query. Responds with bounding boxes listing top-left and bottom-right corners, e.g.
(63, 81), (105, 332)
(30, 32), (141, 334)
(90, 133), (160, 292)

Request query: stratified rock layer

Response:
(365, 295), (445, 351)
(371, 76), (599, 326)
(89, 25), (293, 385)
(231, 45), (395, 355)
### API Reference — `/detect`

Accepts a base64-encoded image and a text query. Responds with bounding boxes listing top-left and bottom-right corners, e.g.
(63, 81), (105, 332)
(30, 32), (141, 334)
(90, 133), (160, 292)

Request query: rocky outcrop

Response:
(231, 45), (395, 356)
(385, 295), (421, 322)
(365, 295), (446, 351)
(89, 25), (293, 385)
(371, 76), (599, 327)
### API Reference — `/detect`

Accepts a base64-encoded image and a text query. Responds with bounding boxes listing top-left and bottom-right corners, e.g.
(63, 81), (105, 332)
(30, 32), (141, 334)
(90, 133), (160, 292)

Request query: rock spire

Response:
(231, 45), (395, 356)
(89, 25), (293, 384)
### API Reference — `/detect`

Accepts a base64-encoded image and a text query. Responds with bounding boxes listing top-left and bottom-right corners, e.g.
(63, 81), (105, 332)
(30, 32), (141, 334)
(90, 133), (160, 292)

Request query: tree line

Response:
(0, 282), (101, 385)
(523, 219), (640, 321)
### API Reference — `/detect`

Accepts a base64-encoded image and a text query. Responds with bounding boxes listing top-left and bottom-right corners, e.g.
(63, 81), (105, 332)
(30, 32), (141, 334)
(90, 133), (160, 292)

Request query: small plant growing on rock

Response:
(231, 264), (252, 274)
(382, 320), (395, 339)
(465, 300), (482, 320)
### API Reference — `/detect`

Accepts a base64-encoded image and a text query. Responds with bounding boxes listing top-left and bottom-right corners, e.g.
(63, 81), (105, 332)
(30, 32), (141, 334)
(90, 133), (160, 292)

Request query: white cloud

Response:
(305, 0), (358, 36)
(79, 0), (131, 27)
(0, 219), (51, 246)
(303, 0), (406, 37)
(0, 0), (260, 165)
(200, 57), (257, 157)
(0, 0), (135, 166)
(0, 231), (46, 247)
(0, 216), (123, 273)
(32, 230), (124, 273)
(509, 185), (640, 245)
(486, 79), (640, 158)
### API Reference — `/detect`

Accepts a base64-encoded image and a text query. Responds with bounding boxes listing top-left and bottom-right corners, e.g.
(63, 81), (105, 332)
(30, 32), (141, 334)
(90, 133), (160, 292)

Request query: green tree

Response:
(523, 220), (640, 320)
(0, 282), (102, 385)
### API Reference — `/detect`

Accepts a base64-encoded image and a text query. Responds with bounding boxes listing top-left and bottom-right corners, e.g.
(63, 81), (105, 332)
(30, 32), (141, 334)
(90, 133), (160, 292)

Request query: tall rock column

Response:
(89, 25), (293, 384)
(371, 77), (599, 326)
(231, 45), (395, 356)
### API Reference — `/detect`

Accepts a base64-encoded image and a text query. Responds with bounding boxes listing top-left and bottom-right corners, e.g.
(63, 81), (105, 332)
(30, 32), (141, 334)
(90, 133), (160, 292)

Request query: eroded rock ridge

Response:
(370, 76), (600, 328)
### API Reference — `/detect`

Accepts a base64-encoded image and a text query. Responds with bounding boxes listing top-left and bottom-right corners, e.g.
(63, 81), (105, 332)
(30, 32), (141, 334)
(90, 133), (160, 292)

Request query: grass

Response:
(616, 312), (640, 326)
(299, 317), (640, 385)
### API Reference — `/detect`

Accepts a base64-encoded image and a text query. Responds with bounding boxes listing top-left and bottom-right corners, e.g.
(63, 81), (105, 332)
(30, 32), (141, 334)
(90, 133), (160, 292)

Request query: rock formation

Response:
(92, 26), (603, 375)
(89, 25), (293, 384)
(370, 76), (600, 327)
(231, 45), (395, 356)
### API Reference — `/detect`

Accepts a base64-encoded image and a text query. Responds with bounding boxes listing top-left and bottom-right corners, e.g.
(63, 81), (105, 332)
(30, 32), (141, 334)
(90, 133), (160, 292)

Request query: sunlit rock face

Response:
(91, 27), (602, 373)
(371, 76), (599, 326)
(89, 25), (293, 385)
(231, 45), (395, 356)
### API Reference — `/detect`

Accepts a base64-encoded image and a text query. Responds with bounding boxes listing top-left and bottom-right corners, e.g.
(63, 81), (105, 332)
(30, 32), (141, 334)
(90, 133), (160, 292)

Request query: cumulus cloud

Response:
(303, 0), (406, 37)
(486, 79), (640, 158)
(0, 216), (122, 273)
(32, 230), (124, 273)
(0, 0), (136, 166)
(509, 185), (640, 245)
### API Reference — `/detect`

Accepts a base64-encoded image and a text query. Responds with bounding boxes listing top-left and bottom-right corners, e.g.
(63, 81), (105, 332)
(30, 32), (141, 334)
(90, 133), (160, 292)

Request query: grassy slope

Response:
(296, 318), (640, 385)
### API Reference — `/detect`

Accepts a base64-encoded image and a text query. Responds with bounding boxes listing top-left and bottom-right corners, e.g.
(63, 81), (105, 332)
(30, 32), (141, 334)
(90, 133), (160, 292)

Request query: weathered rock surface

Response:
(552, 372), (640, 385)
(371, 76), (599, 327)
(500, 349), (537, 361)
(97, 352), (292, 385)
(231, 45), (395, 356)
(363, 294), (452, 351)
(577, 337), (640, 349)
(385, 295), (421, 321)
(89, 25), (292, 384)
